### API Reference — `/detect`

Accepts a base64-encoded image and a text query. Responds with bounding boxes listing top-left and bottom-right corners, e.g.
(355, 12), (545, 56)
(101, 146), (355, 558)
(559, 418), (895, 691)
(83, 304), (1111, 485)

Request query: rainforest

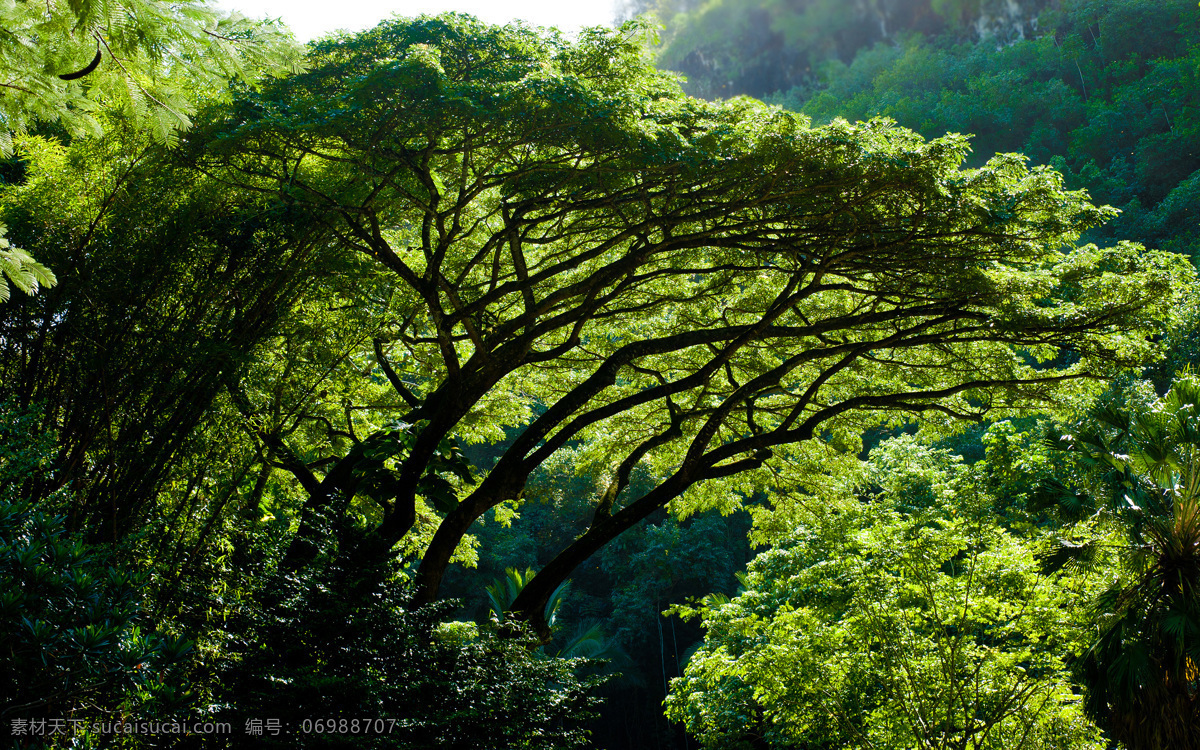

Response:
(1, 1), (1198, 748)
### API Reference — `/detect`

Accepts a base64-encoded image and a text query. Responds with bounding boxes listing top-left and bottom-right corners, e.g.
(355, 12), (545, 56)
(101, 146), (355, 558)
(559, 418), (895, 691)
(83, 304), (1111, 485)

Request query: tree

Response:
(191, 13), (1190, 639)
(664, 436), (1108, 750)
(0, 403), (192, 727)
(1050, 373), (1200, 749)
(0, 126), (334, 542)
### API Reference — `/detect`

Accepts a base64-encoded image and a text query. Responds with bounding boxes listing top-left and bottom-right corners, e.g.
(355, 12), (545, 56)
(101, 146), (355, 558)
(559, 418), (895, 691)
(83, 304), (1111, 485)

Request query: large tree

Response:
(192, 14), (1191, 638)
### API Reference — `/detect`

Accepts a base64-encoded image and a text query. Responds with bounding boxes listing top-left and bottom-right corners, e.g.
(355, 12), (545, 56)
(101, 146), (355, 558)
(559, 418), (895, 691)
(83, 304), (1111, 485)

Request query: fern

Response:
(0, 225), (58, 303)
(0, 0), (305, 155)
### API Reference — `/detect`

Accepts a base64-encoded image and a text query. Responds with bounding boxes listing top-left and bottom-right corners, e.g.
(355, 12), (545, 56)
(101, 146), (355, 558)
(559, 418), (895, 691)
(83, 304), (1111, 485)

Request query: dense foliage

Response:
(0, 0), (301, 150)
(0, 0), (301, 304)
(648, 0), (1200, 264)
(218, 559), (603, 750)
(188, 13), (1185, 644)
(666, 436), (1110, 749)
(1052, 376), (1200, 748)
(0, 404), (192, 736)
(0, 4), (1197, 749)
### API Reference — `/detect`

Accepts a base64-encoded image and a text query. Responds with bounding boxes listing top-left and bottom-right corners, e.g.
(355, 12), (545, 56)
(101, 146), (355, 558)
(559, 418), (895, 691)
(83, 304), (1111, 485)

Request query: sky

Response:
(214, 0), (620, 42)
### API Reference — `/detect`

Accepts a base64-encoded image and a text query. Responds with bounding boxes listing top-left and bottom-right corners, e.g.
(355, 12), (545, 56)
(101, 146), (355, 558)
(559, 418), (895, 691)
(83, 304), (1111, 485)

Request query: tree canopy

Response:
(189, 14), (1190, 637)
(654, 0), (1200, 263)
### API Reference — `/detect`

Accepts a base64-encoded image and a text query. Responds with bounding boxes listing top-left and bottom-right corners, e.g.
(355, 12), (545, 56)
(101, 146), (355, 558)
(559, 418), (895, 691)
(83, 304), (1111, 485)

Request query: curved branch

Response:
(373, 338), (421, 408)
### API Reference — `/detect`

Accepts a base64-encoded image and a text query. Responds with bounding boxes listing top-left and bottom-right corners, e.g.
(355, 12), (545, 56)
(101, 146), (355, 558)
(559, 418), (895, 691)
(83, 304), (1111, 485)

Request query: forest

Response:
(0, 0), (1197, 748)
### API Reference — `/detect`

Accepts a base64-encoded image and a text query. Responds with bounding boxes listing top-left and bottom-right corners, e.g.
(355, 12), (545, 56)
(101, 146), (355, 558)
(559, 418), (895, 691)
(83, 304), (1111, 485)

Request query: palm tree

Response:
(1054, 374), (1200, 749)
(483, 568), (635, 680)
(484, 567), (569, 631)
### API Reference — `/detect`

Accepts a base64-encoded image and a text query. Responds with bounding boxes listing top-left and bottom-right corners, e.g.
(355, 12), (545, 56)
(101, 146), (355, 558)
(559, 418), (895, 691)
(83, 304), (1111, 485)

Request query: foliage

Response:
(188, 12), (1189, 640)
(0, 0), (301, 305)
(0, 223), (55, 303)
(666, 436), (1107, 749)
(3, 8), (1198, 748)
(0, 403), (192, 730)
(646, 0), (1200, 272)
(1051, 374), (1200, 748)
(647, 0), (1053, 100)
(0, 0), (302, 152)
(484, 566), (569, 630)
(219, 557), (604, 750)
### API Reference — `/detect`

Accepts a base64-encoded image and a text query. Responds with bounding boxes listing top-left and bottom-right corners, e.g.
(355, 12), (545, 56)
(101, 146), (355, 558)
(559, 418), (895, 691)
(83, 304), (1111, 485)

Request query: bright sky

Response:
(215, 0), (620, 42)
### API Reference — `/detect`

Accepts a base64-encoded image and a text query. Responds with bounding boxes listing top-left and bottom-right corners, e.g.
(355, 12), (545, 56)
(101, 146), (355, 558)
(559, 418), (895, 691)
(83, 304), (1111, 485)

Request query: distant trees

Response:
(639, 0), (1053, 99)
(191, 14), (1189, 637)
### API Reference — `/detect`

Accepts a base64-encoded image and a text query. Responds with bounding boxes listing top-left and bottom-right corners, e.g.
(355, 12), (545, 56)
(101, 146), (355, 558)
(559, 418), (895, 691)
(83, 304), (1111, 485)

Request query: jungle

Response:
(1, 1), (1198, 748)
